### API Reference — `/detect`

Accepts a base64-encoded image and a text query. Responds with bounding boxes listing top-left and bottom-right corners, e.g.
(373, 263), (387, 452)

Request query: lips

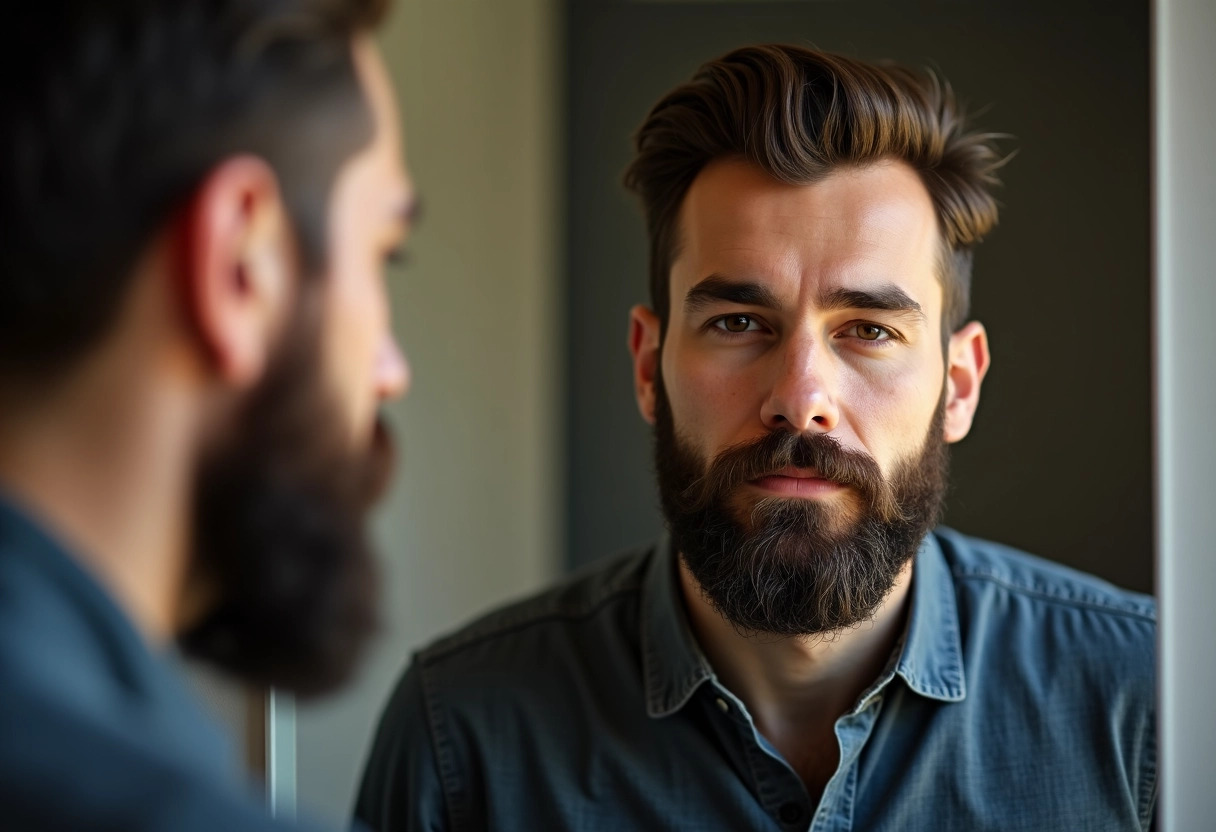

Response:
(748, 467), (844, 496)
(766, 465), (826, 480)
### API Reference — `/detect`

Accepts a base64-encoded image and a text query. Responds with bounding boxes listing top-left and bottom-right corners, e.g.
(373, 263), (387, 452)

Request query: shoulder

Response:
(0, 534), (131, 714)
(383, 541), (659, 746)
(935, 526), (1155, 623)
(934, 526), (1156, 704)
(357, 543), (661, 831)
(416, 541), (656, 670)
(930, 528), (1158, 825)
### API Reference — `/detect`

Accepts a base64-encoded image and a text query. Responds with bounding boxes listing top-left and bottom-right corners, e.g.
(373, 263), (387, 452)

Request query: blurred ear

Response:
(628, 305), (661, 425)
(943, 320), (991, 443)
(179, 156), (295, 389)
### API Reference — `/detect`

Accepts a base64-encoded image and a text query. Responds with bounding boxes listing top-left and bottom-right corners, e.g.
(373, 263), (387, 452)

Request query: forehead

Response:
(671, 158), (942, 317)
(348, 38), (410, 196)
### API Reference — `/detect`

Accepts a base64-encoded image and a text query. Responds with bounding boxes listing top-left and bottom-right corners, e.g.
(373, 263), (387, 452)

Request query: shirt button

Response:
(778, 802), (805, 824)
(715, 697), (729, 713)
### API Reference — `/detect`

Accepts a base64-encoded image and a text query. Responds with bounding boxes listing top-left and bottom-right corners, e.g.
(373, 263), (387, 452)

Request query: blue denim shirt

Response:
(356, 528), (1157, 831)
(0, 496), (320, 831)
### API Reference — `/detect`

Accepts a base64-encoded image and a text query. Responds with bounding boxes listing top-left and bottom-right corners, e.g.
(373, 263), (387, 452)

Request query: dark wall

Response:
(564, 0), (1152, 593)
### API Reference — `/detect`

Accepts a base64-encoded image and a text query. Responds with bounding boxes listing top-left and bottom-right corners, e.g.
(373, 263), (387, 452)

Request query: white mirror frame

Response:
(1155, 0), (1216, 827)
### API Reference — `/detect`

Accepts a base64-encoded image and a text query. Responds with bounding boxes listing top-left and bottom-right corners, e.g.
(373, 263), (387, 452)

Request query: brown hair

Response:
(623, 44), (1006, 337)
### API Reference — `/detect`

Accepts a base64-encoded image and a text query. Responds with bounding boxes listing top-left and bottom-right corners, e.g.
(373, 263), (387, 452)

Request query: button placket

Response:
(808, 696), (885, 832)
(709, 684), (813, 830)
(778, 800), (807, 826)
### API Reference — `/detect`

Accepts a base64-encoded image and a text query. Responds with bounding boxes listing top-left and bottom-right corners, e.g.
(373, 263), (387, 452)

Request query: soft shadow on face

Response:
(179, 288), (396, 698)
(654, 369), (948, 638)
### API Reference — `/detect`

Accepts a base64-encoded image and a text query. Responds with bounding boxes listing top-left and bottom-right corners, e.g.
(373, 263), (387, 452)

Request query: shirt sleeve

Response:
(353, 660), (449, 832)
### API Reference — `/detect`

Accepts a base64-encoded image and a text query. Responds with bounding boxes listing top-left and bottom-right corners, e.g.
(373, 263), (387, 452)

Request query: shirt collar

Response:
(0, 493), (239, 778)
(639, 530), (967, 718)
(894, 532), (967, 702)
(640, 534), (713, 718)
(0, 493), (141, 650)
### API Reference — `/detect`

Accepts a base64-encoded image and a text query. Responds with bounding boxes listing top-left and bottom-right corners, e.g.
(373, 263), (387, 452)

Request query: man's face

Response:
(322, 38), (414, 444)
(180, 40), (415, 695)
(662, 158), (946, 499)
(635, 159), (977, 636)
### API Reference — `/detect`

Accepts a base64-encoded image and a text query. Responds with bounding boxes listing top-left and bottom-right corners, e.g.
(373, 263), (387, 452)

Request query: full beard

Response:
(178, 291), (395, 698)
(654, 371), (948, 638)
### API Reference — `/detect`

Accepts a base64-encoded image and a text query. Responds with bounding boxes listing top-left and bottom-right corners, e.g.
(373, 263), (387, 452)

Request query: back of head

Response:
(623, 44), (1006, 337)
(0, 0), (388, 383)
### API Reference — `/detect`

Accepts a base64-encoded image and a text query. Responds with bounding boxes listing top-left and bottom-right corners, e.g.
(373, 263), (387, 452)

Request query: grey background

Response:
(564, 0), (1153, 593)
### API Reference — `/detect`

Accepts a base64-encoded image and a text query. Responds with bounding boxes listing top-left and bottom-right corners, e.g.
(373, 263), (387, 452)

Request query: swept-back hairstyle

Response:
(0, 0), (390, 380)
(623, 44), (1006, 337)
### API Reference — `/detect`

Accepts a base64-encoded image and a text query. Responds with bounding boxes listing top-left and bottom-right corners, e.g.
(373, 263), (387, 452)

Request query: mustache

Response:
(674, 429), (902, 523)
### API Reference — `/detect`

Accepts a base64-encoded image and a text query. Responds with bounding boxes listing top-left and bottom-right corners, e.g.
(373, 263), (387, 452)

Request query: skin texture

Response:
(0, 36), (413, 645)
(628, 157), (990, 798)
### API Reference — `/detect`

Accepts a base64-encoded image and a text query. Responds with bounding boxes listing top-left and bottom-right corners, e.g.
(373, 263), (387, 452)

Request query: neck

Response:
(0, 306), (202, 646)
(679, 555), (913, 733)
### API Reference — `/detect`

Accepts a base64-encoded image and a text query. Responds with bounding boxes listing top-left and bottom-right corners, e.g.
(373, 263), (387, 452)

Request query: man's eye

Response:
(849, 323), (893, 342)
(714, 315), (760, 334)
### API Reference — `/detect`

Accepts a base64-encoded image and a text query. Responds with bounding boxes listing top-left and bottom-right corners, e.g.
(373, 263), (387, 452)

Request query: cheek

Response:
(322, 258), (387, 428)
(841, 354), (944, 470)
(661, 340), (765, 451)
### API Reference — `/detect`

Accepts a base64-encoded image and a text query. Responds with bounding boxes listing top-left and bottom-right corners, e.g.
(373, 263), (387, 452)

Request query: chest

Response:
(454, 682), (1149, 832)
(768, 727), (841, 805)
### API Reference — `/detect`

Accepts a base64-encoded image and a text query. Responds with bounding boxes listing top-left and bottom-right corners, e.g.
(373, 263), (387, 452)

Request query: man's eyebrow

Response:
(684, 274), (782, 314)
(817, 285), (926, 323)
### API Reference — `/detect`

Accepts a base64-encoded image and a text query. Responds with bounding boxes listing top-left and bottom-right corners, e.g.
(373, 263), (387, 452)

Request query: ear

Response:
(943, 320), (991, 443)
(628, 305), (662, 425)
(178, 155), (295, 389)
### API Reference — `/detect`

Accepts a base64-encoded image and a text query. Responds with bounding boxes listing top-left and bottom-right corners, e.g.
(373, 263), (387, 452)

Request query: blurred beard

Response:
(654, 371), (947, 638)
(178, 291), (395, 698)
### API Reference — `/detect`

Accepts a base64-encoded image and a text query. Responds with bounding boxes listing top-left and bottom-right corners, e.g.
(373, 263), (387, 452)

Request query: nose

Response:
(759, 333), (839, 433)
(374, 333), (410, 401)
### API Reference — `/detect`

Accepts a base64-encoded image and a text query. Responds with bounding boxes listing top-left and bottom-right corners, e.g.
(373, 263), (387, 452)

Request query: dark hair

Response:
(0, 0), (389, 380)
(623, 44), (1006, 337)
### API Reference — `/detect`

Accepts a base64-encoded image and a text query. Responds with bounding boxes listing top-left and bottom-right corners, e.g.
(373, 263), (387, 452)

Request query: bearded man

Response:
(0, 1), (414, 829)
(356, 45), (1156, 832)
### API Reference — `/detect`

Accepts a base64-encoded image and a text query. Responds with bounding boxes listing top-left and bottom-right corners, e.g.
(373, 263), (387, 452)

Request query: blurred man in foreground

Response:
(357, 45), (1156, 831)
(0, 1), (413, 828)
